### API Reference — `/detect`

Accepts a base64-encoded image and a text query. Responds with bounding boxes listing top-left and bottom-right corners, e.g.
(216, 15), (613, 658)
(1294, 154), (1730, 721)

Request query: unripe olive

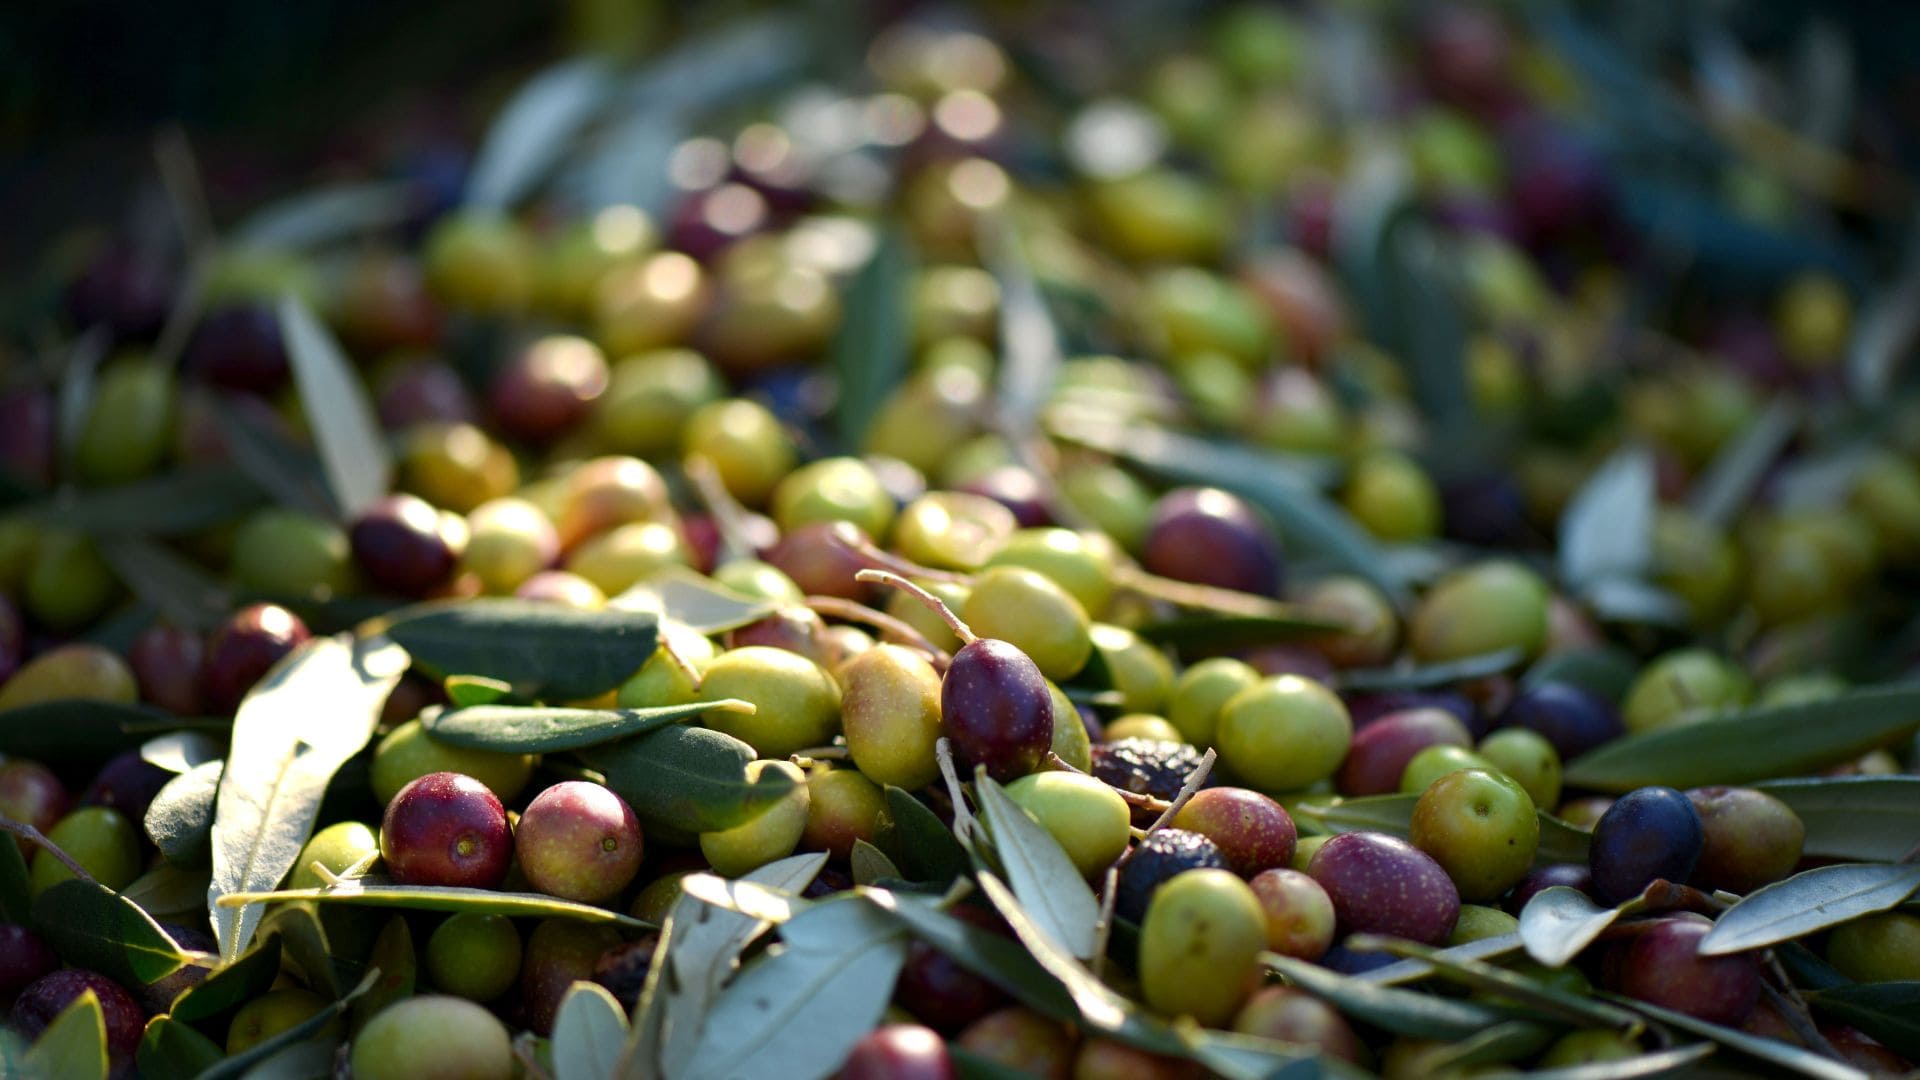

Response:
(713, 560), (805, 605)
(700, 760), (810, 876)
(802, 768), (886, 862)
(1087, 171), (1230, 265)
(1048, 683), (1093, 773)
(1409, 560), (1550, 663)
(350, 994), (513, 1080)
(840, 644), (944, 791)
(370, 718), (535, 805)
(555, 455), (674, 551)
(772, 456), (896, 541)
(682, 399), (795, 507)
(460, 497), (559, 594)
(594, 251), (710, 357)
(76, 356), (176, 484)
(593, 348), (724, 458)
(1215, 675), (1351, 793)
(1003, 772), (1131, 878)
(230, 509), (354, 600)
(1475, 728), (1562, 811)
(565, 521), (690, 596)
(696, 646), (842, 759)
(424, 212), (536, 314)
(401, 422), (520, 513)
(1774, 272), (1850, 370)
(616, 625), (718, 709)
(288, 821), (380, 890)
(1088, 624), (1175, 714)
(1168, 657), (1259, 748)
(863, 366), (988, 477)
(1058, 464), (1154, 553)
(0, 643), (137, 709)
(31, 806), (141, 894)
(24, 531), (119, 631)
(885, 580), (971, 655)
(1652, 510), (1743, 625)
(226, 987), (336, 1055)
(1343, 450), (1441, 543)
(1103, 715), (1184, 743)
(1297, 576), (1398, 668)
(892, 492), (1016, 572)
(426, 912), (523, 1001)
(534, 206), (657, 318)
(1620, 649), (1750, 733)
(1826, 912), (1920, 983)
(1139, 868), (1266, 1026)
(961, 566), (1093, 682)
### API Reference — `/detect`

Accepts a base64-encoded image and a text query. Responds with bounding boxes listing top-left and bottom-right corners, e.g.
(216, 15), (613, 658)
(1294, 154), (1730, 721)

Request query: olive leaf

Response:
(1521, 647), (1639, 703)
(31, 880), (195, 988)
(1346, 934), (1640, 1031)
(280, 294), (391, 520)
(139, 732), (225, 774)
(198, 968), (380, 1080)
(611, 566), (776, 636)
(988, 216), (1061, 443)
(384, 599), (658, 702)
(219, 878), (651, 929)
(465, 58), (616, 211)
(1563, 684), (1920, 791)
(96, 536), (232, 632)
(553, 982), (630, 1080)
(144, 759), (222, 864)
(1334, 647), (1527, 692)
(1525, 1043), (1716, 1080)
(229, 181), (414, 251)
(444, 674), (514, 708)
(1808, 982), (1920, 1061)
(55, 326), (110, 481)
(850, 840), (901, 886)
(1422, 1021), (1558, 1073)
(351, 915), (417, 1034)
(13, 464), (266, 537)
(1136, 612), (1343, 651)
(137, 1015), (226, 1080)
(974, 774), (1101, 960)
(1687, 399), (1800, 527)
(0, 700), (218, 766)
(583, 724), (798, 834)
(1355, 931), (1525, 987)
(208, 633), (409, 961)
(1558, 444), (1656, 591)
(1752, 776), (1920, 862)
(1699, 863), (1920, 956)
(424, 699), (750, 754)
(831, 224), (911, 451)
(1604, 994), (1865, 1080)
(167, 936), (283, 1023)
(1262, 953), (1506, 1040)
(215, 394), (339, 520)
(860, 888), (1077, 1023)
(24, 989), (109, 1080)
(120, 864), (213, 923)
(647, 852), (828, 1080)
(679, 899), (908, 1080)
(874, 786), (970, 885)
(1518, 885), (1641, 969)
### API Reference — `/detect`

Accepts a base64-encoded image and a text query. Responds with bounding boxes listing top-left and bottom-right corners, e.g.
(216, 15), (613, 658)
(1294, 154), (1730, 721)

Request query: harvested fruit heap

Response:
(4, 3), (1920, 1078)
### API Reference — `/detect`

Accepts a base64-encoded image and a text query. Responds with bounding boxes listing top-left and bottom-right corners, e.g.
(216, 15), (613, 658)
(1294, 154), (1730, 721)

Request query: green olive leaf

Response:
(1807, 982), (1920, 1061)
(1521, 647), (1639, 703)
(136, 1015), (226, 1080)
(1563, 684), (1920, 792)
(679, 899), (907, 1080)
(24, 989), (109, 1080)
(1262, 952), (1507, 1040)
(1135, 612), (1345, 652)
(229, 180), (414, 251)
(831, 223), (911, 450)
(0, 700), (221, 767)
(1752, 776), (1920, 862)
(1699, 863), (1920, 956)
(31, 879), (195, 988)
(197, 968), (380, 1080)
(144, 759), (222, 865)
(1354, 931), (1525, 987)
(1523, 1043), (1716, 1080)
(423, 699), (751, 754)
(610, 566), (776, 636)
(552, 982), (630, 1080)
(350, 915), (417, 1035)
(13, 464), (267, 537)
(138, 732), (225, 774)
(384, 599), (658, 702)
(974, 775), (1101, 960)
(1558, 445), (1656, 591)
(1334, 647), (1527, 692)
(120, 864), (213, 923)
(215, 394), (339, 520)
(220, 878), (651, 929)
(96, 536), (232, 632)
(208, 633), (408, 961)
(166, 936), (283, 1023)
(1517, 886), (1636, 970)
(444, 674), (514, 709)
(1687, 399), (1800, 527)
(280, 294), (390, 520)
(1603, 994), (1866, 1080)
(581, 723), (797, 834)
(874, 786), (970, 886)
(465, 58), (615, 211)
(1346, 934), (1641, 1031)
(849, 840), (901, 887)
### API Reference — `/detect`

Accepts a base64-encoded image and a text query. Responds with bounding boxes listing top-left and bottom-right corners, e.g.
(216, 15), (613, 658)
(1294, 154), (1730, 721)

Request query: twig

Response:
(934, 738), (979, 847)
(856, 570), (977, 645)
(658, 631), (704, 692)
(0, 816), (95, 884)
(1091, 862), (1121, 981)
(803, 594), (953, 671)
(1091, 749), (1216, 977)
(835, 533), (971, 586)
(684, 453), (767, 565)
(1116, 748), (1217, 871)
(511, 1032), (555, 1080)
(1760, 972), (1844, 1062)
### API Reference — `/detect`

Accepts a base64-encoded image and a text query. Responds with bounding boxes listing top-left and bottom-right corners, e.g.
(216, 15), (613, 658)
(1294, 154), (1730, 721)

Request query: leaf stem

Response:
(659, 631), (705, 692)
(1759, 971), (1843, 1063)
(1092, 748), (1215, 976)
(802, 594), (953, 671)
(833, 533), (970, 586)
(934, 738), (979, 846)
(1113, 564), (1328, 623)
(683, 454), (769, 565)
(0, 816), (95, 884)
(855, 570), (977, 645)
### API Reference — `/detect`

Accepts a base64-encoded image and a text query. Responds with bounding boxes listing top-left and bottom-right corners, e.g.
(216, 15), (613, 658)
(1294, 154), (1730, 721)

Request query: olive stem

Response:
(789, 747), (850, 765)
(836, 534), (970, 586)
(1118, 747), (1217, 871)
(1899, 838), (1920, 864)
(934, 738), (980, 846)
(683, 453), (765, 566)
(1114, 564), (1335, 624)
(1090, 863), (1121, 981)
(855, 570), (978, 645)
(1759, 972), (1843, 1062)
(658, 632), (704, 692)
(0, 816), (95, 884)
(511, 1032), (555, 1080)
(1092, 748), (1216, 978)
(803, 595), (953, 671)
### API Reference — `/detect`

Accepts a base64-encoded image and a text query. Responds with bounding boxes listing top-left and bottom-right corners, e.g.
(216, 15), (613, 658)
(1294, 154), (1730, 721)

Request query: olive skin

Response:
(426, 912), (523, 1002)
(225, 988), (335, 1055)
(1141, 487), (1284, 596)
(350, 995), (514, 1080)
(287, 821), (380, 890)
(960, 566), (1093, 682)
(350, 493), (462, 597)
(30, 806), (141, 895)
(942, 638), (1055, 782)
(840, 645), (945, 791)
(839, 1024), (956, 1080)
(1685, 786), (1804, 895)
(1307, 831), (1460, 945)
(1139, 868), (1267, 1026)
(379, 772), (514, 890)
(1611, 915), (1761, 1027)
(0, 759), (70, 836)
(1408, 768), (1539, 901)
(1169, 787), (1297, 877)
(1214, 675), (1352, 794)
(695, 646), (843, 760)
(1825, 912), (1920, 983)
(1003, 772), (1131, 877)
(515, 781), (644, 903)
(0, 924), (58, 995)
(519, 919), (622, 1036)
(200, 603), (312, 714)
(1587, 786), (1703, 905)
(11, 969), (148, 1073)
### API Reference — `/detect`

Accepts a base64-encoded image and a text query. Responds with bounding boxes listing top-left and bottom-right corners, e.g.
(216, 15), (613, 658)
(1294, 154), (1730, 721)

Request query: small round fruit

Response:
(427, 912), (522, 1002)
(1248, 868), (1335, 960)
(955, 1007), (1075, 1080)
(129, 623), (207, 715)
(1620, 650), (1749, 733)
(984, 528), (1116, 619)
(1168, 657), (1259, 747)
(699, 760), (810, 876)
(772, 456), (896, 540)
(379, 772), (514, 890)
(1231, 987), (1364, 1064)
(839, 645), (944, 791)
(1613, 915), (1761, 1026)
(1538, 1030), (1641, 1068)
(1343, 451), (1440, 542)
(516, 782), (644, 902)
(942, 638), (1055, 782)
(30, 806), (141, 895)
(287, 821), (379, 890)
(1450, 904), (1520, 944)
(0, 759), (70, 836)
(1299, 576), (1399, 668)
(349, 994), (514, 1080)
(229, 509), (354, 600)
(1337, 707), (1471, 797)
(1398, 744), (1494, 795)
(349, 493), (461, 597)
(23, 532), (118, 632)
(1307, 831), (1461, 945)
(226, 988), (334, 1055)
(1169, 787), (1296, 876)
(1139, 868), (1267, 1026)
(11, 969), (146, 1070)
(959, 567), (1092, 682)
(1587, 786), (1704, 904)
(695, 646), (842, 759)
(894, 904), (1012, 1034)
(424, 212), (535, 314)
(682, 398), (795, 507)
(1141, 487), (1283, 596)
(0, 924), (57, 995)
(371, 719), (536, 805)
(1408, 560), (1550, 662)
(520, 920), (622, 1035)
(1088, 625), (1175, 714)
(201, 603), (311, 714)
(1003, 772), (1131, 877)
(1685, 786), (1804, 895)
(1496, 680), (1623, 760)
(1215, 675), (1351, 793)
(1409, 768), (1539, 901)
(1825, 912), (1920, 983)
(802, 769), (886, 863)
(0, 643), (137, 709)
(460, 498), (560, 594)
(1115, 830), (1231, 924)
(839, 1023), (955, 1080)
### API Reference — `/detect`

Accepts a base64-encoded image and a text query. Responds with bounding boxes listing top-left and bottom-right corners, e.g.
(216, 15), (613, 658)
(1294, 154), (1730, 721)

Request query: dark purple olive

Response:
(129, 623), (207, 715)
(1142, 487), (1283, 596)
(65, 242), (174, 341)
(941, 638), (1054, 781)
(1498, 682), (1622, 761)
(82, 750), (173, 824)
(12, 969), (147, 1073)
(1588, 787), (1703, 905)
(379, 771), (513, 889)
(957, 466), (1054, 529)
(350, 493), (462, 597)
(376, 358), (477, 431)
(185, 304), (289, 394)
(201, 603), (312, 714)
(0, 924), (58, 995)
(0, 387), (56, 488)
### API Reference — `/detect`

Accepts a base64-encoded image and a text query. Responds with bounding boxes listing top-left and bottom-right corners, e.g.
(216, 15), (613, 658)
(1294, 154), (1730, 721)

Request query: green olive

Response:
(961, 566), (1093, 682)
